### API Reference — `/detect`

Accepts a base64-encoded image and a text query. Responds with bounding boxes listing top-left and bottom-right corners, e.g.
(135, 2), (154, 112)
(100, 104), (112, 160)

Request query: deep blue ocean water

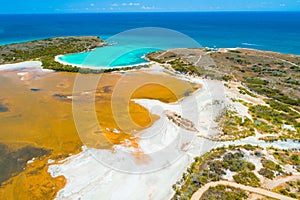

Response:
(0, 12), (300, 67)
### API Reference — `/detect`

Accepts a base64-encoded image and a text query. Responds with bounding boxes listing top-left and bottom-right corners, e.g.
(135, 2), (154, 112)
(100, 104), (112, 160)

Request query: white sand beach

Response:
(55, 55), (151, 70)
(0, 61), (43, 71)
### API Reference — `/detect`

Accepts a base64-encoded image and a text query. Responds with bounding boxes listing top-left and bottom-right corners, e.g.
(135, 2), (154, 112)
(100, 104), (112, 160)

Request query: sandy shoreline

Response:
(0, 56), (150, 72)
(54, 54), (151, 70)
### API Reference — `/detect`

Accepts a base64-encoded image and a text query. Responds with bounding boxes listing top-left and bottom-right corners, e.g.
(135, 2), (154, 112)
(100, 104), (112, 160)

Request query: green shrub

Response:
(258, 168), (275, 179)
(222, 75), (233, 81)
(223, 152), (255, 172)
(233, 171), (261, 187)
(238, 87), (257, 97)
(246, 77), (268, 85)
(201, 185), (248, 200)
(261, 159), (282, 172)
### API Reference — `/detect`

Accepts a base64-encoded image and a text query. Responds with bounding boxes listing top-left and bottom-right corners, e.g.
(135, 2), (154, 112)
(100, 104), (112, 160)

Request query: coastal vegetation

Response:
(268, 147), (300, 172)
(238, 86), (257, 98)
(232, 171), (260, 187)
(258, 167), (275, 179)
(249, 102), (300, 141)
(148, 48), (300, 142)
(200, 185), (248, 200)
(147, 48), (300, 104)
(168, 59), (200, 76)
(0, 37), (103, 61)
(228, 50), (242, 54)
(172, 144), (300, 200)
(146, 52), (220, 79)
(171, 145), (262, 200)
(258, 158), (284, 180)
(245, 78), (300, 106)
(215, 108), (255, 141)
(273, 180), (300, 199)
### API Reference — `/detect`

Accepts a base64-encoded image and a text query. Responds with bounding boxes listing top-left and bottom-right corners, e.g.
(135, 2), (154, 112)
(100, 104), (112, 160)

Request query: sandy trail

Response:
(263, 174), (300, 190)
(191, 180), (295, 200)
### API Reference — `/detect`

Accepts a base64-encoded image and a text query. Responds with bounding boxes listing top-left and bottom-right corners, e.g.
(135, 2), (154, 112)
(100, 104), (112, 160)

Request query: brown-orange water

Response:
(0, 69), (198, 199)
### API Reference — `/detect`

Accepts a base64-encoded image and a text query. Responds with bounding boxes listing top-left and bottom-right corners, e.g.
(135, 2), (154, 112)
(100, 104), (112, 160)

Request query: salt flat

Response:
(48, 75), (226, 200)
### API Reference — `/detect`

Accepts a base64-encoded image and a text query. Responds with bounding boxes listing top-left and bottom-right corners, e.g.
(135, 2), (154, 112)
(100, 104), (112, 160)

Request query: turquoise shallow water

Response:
(59, 47), (159, 67)
(59, 27), (202, 68)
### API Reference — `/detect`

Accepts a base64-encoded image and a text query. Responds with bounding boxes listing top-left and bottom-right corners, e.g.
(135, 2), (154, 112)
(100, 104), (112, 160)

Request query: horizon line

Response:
(1, 10), (300, 15)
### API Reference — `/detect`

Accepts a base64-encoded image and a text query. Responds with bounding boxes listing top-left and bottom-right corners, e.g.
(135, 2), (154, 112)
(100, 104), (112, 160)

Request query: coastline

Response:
(54, 54), (151, 70)
(1, 42), (299, 199)
(1, 42), (298, 72)
(1, 10), (300, 199)
(54, 47), (252, 70)
(224, 47), (300, 56)
(1, 45), (295, 72)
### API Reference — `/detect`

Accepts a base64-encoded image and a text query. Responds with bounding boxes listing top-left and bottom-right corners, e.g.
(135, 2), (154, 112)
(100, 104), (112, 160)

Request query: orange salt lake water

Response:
(0, 68), (199, 199)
